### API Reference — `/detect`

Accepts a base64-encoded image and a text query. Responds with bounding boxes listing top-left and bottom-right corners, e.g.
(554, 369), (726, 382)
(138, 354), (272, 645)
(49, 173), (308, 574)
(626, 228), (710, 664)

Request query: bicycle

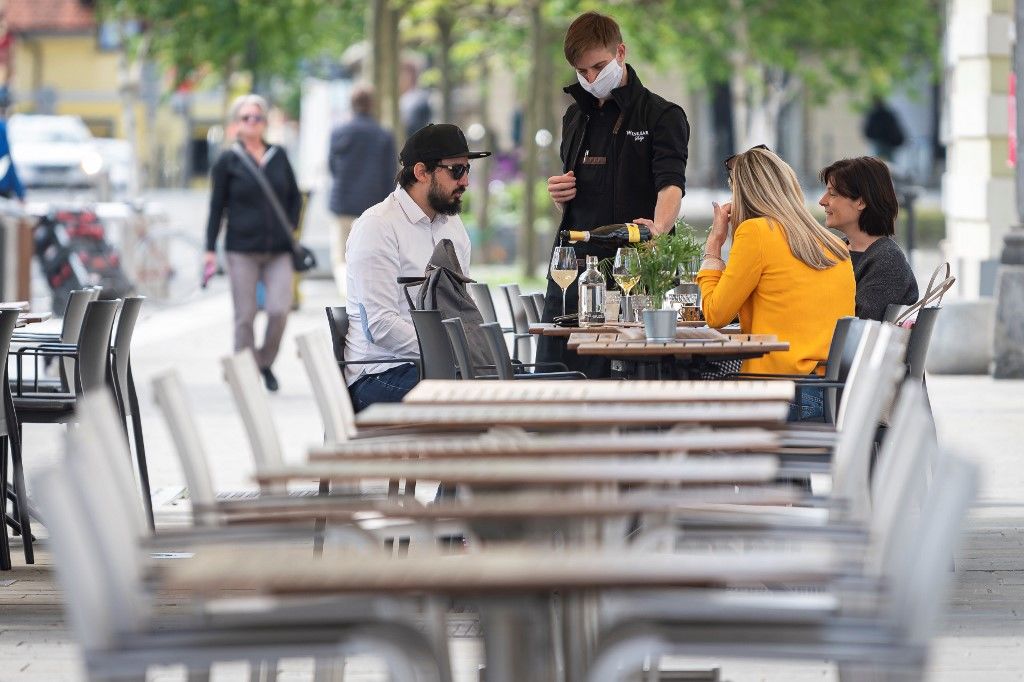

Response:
(119, 201), (204, 305)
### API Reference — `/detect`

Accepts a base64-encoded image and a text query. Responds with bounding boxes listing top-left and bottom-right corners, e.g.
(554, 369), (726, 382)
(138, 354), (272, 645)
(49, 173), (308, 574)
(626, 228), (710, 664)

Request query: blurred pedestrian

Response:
(863, 98), (906, 162)
(819, 156), (918, 321)
(0, 96), (25, 202)
(328, 84), (396, 297)
(204, 94), (302, 392)
(399, 61), (433, 139)
(539, 11), (689, 375)
(344, 123), (488, 410)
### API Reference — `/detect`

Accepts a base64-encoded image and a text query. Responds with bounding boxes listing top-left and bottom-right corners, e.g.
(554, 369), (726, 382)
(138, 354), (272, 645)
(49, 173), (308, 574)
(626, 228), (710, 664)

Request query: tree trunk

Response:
(385, 4), (402, 146)
(116, 30), (147, 195)
(520, 0), (543, 279)
(437, 10), (455, 123)
(476, 55), (493, 259)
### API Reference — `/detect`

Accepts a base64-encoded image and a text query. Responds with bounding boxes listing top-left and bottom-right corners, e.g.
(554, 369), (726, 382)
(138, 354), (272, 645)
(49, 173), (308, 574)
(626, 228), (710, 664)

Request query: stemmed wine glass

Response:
(549, 246), (578, 317)
(612, 247), (641, 321)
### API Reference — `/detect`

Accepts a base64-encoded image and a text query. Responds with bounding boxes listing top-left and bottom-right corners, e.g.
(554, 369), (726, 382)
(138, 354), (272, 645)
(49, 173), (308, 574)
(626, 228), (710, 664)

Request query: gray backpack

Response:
(400, 239), (492, 370)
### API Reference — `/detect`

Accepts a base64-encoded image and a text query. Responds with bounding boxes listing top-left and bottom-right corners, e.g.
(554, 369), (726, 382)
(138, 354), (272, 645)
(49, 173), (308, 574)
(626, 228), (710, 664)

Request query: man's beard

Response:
(428, 176), (463, 216)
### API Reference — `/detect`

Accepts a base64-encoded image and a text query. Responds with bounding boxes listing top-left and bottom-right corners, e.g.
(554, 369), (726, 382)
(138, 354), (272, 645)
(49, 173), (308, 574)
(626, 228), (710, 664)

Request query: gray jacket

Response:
(328, 114), (397, 217)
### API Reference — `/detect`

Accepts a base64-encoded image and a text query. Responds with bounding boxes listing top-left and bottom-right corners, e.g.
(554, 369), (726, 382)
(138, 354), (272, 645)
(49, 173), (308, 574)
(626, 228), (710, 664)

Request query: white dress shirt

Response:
(343, 186), (472, 385)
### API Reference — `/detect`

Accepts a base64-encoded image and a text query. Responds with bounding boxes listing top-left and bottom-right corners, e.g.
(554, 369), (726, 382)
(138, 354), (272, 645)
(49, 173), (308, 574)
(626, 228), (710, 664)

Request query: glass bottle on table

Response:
(550, 245), (578, 317)
(578, 255), (606, 326)
(612, 247), (641, 322)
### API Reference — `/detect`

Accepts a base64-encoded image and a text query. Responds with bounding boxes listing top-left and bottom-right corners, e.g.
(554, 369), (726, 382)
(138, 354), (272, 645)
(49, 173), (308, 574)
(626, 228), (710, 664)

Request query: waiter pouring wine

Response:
(539, 11), (689, 377)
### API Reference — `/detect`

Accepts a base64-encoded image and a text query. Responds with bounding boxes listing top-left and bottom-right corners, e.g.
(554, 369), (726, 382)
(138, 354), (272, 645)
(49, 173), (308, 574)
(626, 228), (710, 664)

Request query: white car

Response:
(8, 114), (105, 189)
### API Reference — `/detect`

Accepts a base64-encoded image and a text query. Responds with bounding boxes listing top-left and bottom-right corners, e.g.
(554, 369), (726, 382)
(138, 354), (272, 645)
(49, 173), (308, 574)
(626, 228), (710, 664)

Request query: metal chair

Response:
(520, 294), (540, 324)
(499, 284), (533, 362)
(440, 317), (496, 380)
(410, 310), (457, 380)
(478, 322), (586, 381)
(326, 305), (419, 376)
(0, 308), (23, 569)
(10, 288), (94, 393)
(531, 293), (546, 320)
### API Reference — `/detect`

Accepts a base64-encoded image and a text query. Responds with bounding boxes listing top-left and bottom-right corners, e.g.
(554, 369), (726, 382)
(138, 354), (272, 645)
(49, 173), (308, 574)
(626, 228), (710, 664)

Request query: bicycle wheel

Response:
(132, 230), (203, 304)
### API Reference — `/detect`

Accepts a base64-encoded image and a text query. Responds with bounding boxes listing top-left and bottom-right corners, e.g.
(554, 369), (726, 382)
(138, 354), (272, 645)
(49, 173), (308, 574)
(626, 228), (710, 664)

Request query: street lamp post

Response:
(992, 0), (1024, 378)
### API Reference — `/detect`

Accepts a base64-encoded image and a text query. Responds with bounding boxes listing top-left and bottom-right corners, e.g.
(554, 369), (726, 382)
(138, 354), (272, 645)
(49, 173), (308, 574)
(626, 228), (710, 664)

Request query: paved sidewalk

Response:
(2, 277), (1023, 680)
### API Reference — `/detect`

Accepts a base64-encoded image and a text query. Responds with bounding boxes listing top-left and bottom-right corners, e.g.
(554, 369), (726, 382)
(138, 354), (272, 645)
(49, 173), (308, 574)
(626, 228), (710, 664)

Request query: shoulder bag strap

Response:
(895, 262), (956, 325)
(231, 143), (297, 247)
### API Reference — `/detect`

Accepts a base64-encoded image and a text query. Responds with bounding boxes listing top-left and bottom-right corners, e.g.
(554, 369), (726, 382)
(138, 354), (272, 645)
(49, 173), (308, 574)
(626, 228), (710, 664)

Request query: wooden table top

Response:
(257, 454), (780, 486)
(530, 321), (706, 337)
(402, 379), (795, 405)
(570, 332), (789, 358)
(162, 545), (838, 595)
(0, 301), (29, 310)
(354, 401), (789, 430)
(211, 486), (802, 523)
(309, 427), (780, 461)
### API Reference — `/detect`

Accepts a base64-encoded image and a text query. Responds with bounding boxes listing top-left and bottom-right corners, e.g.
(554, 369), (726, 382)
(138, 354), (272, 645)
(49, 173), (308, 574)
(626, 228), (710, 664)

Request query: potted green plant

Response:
(634, 221), (704, 306)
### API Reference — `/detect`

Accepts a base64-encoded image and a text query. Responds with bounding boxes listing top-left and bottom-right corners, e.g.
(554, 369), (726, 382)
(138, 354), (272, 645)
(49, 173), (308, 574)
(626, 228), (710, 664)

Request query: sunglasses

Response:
(724, 143), (770, 173)
(238, 114), (266, 124)
(437, 163), (471, 180)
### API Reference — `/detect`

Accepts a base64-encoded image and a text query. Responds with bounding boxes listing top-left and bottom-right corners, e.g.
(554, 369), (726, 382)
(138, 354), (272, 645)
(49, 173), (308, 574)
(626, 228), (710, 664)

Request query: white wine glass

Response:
(550, 246), (578, 317)
(612, 247), (641, 296)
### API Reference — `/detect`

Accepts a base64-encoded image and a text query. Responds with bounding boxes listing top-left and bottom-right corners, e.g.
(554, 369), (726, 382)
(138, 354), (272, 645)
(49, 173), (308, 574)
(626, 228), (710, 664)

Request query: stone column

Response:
(992, 0), (1024, 378)
(942, 0), (1015, 299)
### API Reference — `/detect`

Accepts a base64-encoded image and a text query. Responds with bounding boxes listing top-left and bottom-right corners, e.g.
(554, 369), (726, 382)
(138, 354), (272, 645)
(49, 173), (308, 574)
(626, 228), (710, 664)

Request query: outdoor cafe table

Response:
(401, 378), (795, 405)
(162, 544), (840, 682)
(353, 400), (789, 431)
(568, 331), (790, 379)
(308, 427), (781, 461)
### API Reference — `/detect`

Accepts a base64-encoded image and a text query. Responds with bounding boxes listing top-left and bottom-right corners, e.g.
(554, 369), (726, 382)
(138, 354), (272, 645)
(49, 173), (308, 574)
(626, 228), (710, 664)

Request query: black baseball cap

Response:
(399, 123), (491, 166)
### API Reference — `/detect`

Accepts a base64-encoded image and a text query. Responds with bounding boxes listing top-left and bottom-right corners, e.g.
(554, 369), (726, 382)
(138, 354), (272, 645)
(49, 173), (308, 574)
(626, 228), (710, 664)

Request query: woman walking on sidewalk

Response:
(204, 94), (302, 392)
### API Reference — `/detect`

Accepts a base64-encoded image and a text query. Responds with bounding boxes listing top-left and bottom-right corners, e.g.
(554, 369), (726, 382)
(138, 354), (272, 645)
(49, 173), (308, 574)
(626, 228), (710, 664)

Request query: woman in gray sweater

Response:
(818, 157), (918, 320)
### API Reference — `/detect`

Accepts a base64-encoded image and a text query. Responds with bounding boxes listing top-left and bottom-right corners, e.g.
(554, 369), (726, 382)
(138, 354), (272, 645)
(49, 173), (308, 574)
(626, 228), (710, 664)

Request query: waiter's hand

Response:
(548, 171), (576, 209)
(631, 217), (670, 236)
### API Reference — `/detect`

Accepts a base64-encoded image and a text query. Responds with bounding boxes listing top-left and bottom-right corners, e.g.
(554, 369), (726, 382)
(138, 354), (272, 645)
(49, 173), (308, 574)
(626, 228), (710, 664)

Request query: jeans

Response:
(349, 363), (419, 413)
(788, 383), (825, 422)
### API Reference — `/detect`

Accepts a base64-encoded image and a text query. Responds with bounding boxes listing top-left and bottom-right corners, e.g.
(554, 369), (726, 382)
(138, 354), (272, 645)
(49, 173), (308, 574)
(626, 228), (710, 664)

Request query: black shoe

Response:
(260, 366), (279, 392)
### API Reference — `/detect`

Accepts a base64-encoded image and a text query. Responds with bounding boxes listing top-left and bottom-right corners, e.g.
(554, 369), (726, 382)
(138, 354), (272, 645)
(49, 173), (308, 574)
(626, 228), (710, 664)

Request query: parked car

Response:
(7, 114), (105, 189)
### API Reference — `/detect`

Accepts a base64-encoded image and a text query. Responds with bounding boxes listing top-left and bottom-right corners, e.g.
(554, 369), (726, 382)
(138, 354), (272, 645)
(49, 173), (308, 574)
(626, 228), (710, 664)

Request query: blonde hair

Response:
(730, 147), (849, 270)
(229, 94), (269, 122)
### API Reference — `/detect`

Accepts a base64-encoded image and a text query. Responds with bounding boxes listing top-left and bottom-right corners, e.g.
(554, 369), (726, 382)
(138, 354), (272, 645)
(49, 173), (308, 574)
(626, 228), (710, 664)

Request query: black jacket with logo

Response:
(556, 64), (689, 236)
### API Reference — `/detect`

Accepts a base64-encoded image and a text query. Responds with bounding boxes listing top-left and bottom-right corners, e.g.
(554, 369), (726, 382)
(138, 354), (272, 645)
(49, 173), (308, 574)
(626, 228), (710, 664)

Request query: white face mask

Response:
(577, 58), (623, 100)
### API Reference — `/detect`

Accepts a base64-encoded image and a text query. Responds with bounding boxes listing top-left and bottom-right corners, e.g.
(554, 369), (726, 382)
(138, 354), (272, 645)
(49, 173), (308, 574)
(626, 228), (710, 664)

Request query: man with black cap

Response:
(344, 123), (490, 411)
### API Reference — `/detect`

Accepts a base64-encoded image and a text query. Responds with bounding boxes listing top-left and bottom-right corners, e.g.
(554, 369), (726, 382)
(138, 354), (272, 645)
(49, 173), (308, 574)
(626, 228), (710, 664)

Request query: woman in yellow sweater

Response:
(697, 146), (855, 419)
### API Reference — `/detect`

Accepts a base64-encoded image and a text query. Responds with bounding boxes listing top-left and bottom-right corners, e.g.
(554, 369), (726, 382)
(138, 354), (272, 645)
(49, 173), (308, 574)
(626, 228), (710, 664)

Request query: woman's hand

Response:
(204, 251), (217, 268)
(706, 201), (731, 256)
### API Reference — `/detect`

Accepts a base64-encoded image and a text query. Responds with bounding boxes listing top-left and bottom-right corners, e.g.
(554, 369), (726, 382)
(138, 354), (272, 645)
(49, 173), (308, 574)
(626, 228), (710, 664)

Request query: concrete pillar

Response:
(942, 0), (1015, 299)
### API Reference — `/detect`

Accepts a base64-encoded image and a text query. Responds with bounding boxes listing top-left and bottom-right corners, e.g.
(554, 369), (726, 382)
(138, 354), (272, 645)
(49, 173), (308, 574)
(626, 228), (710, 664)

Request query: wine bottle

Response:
(559, 222), (652, 245)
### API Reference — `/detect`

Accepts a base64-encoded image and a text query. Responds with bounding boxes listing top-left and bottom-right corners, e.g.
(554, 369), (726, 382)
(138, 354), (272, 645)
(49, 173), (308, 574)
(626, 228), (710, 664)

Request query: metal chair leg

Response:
(5, 397), (33, 564)
(126, 367), (154, 529)
(0, 436), (11, 570)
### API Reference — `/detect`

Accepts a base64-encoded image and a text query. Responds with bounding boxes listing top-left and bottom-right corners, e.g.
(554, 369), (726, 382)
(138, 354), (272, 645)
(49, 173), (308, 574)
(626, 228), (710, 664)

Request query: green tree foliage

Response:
(98, 0), (365, 90)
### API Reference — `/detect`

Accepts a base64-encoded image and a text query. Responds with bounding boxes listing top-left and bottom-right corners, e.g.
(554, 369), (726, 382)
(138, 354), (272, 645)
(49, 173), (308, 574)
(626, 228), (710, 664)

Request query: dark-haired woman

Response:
(818, 157), (918, 321)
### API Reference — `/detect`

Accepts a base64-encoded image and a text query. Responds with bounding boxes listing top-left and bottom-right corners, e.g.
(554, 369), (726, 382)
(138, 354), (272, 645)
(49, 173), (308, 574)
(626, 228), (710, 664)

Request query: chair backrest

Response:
(904, 306), (941, 381)
(325, 305), (349, 363)
(77, 299), (121, 395)
(410, 309), (458, 380)
(520, 294), (540, 324)
(500, 283), (532, 361)
(883, 303), (906, 323)
(110, 296), (145, 409)
(832, 320), (881, 430)
(479, 321), (516, 380)
(296, 330), (357, 444)
(886, 454), (976, 646)
(468, 282), (499, 324)
(74, 389), (150, 539)
(442, 317), (479, 380)
(65, 432), (151, 634)
(32, 466), (121, 651)
(821, 317), (868, 424)
(58, 289), (96, 391)
(531, 293), (545, 320)
(151, 370), (220, 525)
(221, 350), (287, 494)
(830, 323), (909, 521)
(0, 309), (22, 438)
